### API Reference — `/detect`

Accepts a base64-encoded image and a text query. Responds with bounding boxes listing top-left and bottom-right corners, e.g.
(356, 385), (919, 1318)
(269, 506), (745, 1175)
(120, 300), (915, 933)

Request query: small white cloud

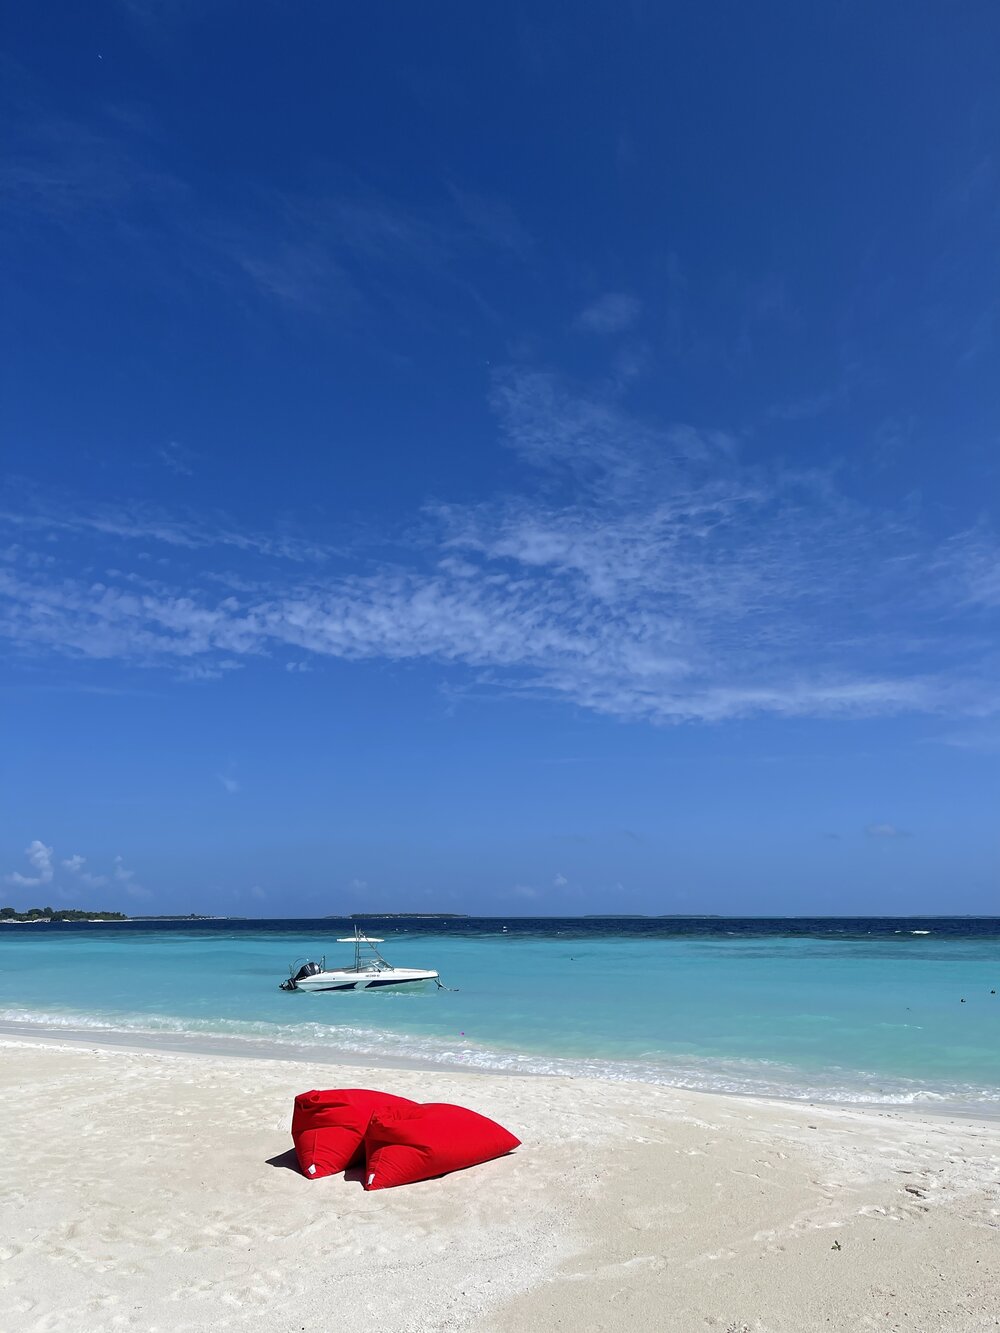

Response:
(217, 773), (241, 794)
(511, 883), (537, 899)
(113, 855), (134, 881)
(177, 661), (245, 682)
(349, 878), (368, 892)
(865, 823), (909, 839)
(5, 839), (55, 887)
(285, 661), (311, 673)
(25, 840), (53, 878)
(56, 851), (107, 887)
(553, 872), (568, 887)
(575, 292), (641, 334)
(436, 555), (479, 579)
(124, 882), (152, 900)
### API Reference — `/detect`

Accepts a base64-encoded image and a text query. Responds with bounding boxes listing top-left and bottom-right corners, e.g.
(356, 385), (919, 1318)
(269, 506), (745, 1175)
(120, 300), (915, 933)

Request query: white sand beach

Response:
(1, 1035), (998, 1333)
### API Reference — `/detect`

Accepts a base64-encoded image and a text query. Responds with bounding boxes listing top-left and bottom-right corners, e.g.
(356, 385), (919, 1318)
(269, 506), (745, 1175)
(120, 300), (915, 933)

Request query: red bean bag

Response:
(363, 1102), (520, 1190)
(291, 1088), (418, 1179)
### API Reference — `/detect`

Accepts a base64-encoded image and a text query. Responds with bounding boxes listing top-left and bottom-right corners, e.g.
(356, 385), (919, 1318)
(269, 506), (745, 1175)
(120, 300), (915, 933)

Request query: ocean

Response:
(2, 916), (998, 1109)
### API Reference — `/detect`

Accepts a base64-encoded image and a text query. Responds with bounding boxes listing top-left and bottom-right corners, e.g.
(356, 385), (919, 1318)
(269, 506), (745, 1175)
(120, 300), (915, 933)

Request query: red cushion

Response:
(291, 1088), (418, 1179)
(363, 1102), (520, 1190)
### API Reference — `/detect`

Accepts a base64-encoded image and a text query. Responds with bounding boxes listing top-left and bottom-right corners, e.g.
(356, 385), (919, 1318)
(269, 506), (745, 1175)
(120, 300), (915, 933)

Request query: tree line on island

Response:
(1, 905), (128, 922)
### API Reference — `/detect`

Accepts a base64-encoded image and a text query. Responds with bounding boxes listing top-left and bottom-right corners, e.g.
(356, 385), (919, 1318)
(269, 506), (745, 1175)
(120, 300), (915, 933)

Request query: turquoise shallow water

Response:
(2, 918), (999, 1106)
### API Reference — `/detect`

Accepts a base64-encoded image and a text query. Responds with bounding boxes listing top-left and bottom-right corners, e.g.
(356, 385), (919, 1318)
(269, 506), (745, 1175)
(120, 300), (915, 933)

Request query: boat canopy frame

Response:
(334, 927), (395, 973)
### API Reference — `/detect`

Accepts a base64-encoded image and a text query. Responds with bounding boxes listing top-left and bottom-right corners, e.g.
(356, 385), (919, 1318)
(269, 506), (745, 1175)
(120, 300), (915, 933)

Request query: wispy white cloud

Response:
(1, 113), (148, 225)
(447, 186), (532, 255)
(156, 441), (196, 477)
(865, 823), (909, 839)
(929, 726), (1000, 753)
(231, 241), (358, 311)
(0, 500), (336, 563)
(575, 292), (641, 334)
(3, 95), (528, 327)
(766, 386), (845, 422)
(113, 855), (151, 899)
(217, 771), (241, 794)
(937, 528), (1000, 608)
(211, 184), (525, 322)
(61, 854), (109, 887)
(1, 370), (996, 726)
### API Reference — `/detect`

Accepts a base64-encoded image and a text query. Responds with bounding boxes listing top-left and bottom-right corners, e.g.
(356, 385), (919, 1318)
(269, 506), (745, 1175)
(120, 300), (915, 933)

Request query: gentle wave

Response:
(3, 1006), (998, 1108)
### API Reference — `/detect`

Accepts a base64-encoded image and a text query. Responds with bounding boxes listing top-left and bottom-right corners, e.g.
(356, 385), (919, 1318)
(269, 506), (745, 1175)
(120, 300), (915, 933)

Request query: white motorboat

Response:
(279, 927), (440, 992)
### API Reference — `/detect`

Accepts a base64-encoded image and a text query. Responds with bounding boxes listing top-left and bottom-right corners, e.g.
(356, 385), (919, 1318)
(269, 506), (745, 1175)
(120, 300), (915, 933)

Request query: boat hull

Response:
(290, 968), (439, 992)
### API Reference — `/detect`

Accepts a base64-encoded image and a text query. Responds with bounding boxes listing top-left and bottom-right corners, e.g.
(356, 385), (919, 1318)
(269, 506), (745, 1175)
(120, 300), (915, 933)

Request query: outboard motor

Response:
(280, 960), (322, 991)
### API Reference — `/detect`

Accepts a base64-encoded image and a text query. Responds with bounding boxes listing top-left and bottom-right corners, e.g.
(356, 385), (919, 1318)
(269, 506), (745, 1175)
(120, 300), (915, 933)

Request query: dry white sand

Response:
(1, 1035), (998, 1333)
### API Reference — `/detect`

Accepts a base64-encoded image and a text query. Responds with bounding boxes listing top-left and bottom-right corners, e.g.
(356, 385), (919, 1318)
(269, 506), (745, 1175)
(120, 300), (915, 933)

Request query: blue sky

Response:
(2, 2), (998, 916)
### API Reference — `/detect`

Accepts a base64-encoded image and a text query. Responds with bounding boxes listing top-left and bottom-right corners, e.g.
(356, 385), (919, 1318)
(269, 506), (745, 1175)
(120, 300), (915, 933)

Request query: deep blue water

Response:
(2, 916), (998, 1107)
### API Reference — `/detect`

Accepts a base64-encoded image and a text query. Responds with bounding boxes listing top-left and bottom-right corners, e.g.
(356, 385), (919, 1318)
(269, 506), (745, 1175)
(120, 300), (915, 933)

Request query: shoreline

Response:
(5, 1015), (999, 1122)
(3, 1018), (999, 1125)
(3, 1035), (1000, 1331)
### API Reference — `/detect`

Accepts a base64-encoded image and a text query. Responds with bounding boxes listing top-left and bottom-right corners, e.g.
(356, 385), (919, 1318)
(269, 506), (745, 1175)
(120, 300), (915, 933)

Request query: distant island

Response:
(1, 906), (127, 923)
(129, 914), (222, 921)
(0, 908), (226, 924)
(343, 912), (470, 920)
